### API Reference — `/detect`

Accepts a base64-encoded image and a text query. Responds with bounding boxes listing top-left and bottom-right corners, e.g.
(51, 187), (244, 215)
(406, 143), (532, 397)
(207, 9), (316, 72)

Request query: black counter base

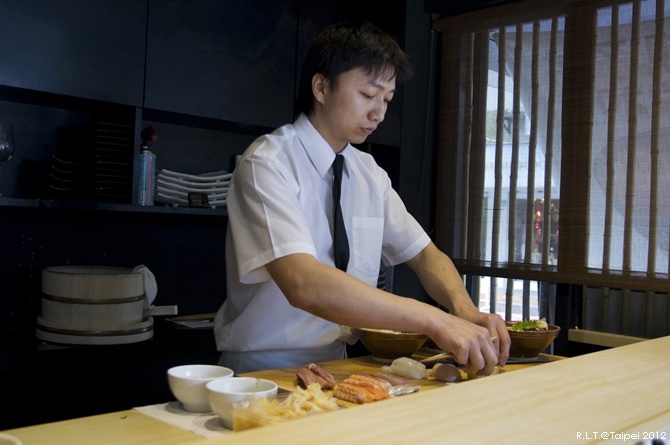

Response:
(0, 319), (219, 430)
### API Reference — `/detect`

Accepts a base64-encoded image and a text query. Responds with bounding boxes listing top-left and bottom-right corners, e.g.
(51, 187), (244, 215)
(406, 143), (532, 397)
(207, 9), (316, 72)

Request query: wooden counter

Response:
(5, 337), (670, 445)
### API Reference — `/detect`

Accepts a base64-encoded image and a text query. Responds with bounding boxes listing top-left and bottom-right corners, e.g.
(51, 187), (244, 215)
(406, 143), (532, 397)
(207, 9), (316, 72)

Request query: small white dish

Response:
(156, 192), (189, 205)
(159, 169), (232, 182)
(156, 176), (230, 190)
(156, 178), (229, 193)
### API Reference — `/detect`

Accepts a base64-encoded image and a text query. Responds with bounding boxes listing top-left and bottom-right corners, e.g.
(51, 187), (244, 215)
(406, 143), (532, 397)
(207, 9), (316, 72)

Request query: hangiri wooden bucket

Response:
(37, 266), (153, 345)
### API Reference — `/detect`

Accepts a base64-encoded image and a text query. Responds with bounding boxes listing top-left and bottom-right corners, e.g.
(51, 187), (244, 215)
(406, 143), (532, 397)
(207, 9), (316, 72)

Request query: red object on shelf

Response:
(141, 125), (158, 143)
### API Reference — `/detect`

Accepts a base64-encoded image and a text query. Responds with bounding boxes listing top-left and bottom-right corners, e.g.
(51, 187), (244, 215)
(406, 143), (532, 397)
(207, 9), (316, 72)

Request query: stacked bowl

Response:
(166, 365), (279, 431)
(167, 364), (234, 412)
(156, 169), (231, 208)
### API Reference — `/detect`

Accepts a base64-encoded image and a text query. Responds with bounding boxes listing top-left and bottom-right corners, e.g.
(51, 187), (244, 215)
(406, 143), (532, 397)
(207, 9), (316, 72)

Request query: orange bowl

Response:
(507, 322), (561, 358)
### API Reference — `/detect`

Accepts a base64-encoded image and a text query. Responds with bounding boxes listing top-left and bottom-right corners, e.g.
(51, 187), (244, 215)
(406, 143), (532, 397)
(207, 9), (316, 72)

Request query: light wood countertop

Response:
(5, 337), (670, 445)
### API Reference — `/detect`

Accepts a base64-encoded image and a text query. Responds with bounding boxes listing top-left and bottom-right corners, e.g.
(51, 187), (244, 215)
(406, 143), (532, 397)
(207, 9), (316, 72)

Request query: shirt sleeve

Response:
(227, 147), (317, 284)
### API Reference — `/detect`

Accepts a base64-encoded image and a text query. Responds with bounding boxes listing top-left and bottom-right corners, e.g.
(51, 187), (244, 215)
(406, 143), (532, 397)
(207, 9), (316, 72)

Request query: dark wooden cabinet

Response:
(0, 319), (220, 430)
(144, 0), (297, 129)
(0, 0), (409, 199)
(0, 0), (435, 430)
(0, 0), (147, 106)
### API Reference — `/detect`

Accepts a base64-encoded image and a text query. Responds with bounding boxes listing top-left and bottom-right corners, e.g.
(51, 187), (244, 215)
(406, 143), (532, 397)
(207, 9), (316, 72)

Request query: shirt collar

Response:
(295, 113), (350, 179)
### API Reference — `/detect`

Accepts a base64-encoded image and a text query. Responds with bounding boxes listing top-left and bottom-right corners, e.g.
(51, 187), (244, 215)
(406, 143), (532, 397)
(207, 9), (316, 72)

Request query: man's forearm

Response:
(406, 242), (479, 317)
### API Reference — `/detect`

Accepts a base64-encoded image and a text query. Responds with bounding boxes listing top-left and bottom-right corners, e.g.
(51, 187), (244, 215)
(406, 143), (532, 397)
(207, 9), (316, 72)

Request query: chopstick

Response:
(420, 336), (499, 365)
(419, 351), (454, 364)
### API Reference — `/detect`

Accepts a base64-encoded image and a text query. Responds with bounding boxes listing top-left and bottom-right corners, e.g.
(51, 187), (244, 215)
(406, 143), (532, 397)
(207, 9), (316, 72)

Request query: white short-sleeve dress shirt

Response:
(214, 114), (431, 372)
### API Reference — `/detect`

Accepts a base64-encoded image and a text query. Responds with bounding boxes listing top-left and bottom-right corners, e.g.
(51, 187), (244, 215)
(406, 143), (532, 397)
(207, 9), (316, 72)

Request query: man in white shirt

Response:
(214, 21), (510, 374)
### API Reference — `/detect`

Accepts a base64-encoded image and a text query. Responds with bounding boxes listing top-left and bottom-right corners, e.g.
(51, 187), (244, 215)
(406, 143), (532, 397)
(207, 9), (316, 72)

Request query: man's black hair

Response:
(295, 21), (411, 117)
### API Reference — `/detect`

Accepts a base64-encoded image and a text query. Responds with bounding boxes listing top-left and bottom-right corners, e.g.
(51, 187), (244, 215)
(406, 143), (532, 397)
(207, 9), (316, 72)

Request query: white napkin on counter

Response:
(134, 402), (233, 439)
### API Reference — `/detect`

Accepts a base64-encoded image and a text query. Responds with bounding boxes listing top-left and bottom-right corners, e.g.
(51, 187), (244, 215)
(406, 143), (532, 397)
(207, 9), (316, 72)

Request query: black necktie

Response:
(332, 154), (349, 271)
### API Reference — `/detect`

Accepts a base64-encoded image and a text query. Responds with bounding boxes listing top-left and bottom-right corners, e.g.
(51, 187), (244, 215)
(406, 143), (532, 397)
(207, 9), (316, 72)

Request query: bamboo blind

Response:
(433, 0), (670, 330)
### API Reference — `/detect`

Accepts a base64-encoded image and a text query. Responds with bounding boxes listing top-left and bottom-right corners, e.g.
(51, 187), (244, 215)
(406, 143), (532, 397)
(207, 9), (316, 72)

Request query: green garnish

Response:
(510, 318), (548, 331)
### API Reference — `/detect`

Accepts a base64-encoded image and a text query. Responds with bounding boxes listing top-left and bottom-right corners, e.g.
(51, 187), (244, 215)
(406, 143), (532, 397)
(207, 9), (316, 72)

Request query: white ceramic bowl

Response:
(207, 377), (278, 429)
(167, 364), (234, 412)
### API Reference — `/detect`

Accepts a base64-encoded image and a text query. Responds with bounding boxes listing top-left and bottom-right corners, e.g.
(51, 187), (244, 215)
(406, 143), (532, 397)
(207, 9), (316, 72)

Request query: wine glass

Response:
(0, 123), (15, 196)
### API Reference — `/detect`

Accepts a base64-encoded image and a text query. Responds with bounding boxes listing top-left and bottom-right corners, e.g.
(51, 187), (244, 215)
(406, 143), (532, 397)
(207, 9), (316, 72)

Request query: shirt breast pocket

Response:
(351, 216), (384, 283)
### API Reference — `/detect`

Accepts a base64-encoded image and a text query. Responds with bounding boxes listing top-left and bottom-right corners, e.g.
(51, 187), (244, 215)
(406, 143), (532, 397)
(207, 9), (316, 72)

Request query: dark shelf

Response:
(0, 196), (38, 208)
(0, 196), (227, 216)
(142, 108), (274, 136)
(0, 84), (136, 114)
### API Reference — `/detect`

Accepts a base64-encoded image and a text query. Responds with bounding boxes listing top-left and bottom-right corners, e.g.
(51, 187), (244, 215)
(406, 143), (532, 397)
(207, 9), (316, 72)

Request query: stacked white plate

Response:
(155, 169), (231, 207)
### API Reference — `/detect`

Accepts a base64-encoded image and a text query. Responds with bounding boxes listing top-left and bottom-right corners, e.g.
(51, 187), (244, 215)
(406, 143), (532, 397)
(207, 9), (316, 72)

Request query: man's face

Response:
(313, 67), (396, 151)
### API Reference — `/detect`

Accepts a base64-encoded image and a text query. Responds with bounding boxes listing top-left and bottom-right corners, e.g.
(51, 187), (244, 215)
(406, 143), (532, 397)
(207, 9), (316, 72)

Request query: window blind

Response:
(434, 0), (670, 294)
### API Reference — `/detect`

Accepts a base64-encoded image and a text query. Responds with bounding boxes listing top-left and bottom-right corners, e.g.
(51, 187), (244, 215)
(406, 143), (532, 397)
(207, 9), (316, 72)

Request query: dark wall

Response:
(0, 0), (437, 342)
(393, 1), (440, 302)
(424, 0), (522, 16)
(0, 0), (438, 429)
